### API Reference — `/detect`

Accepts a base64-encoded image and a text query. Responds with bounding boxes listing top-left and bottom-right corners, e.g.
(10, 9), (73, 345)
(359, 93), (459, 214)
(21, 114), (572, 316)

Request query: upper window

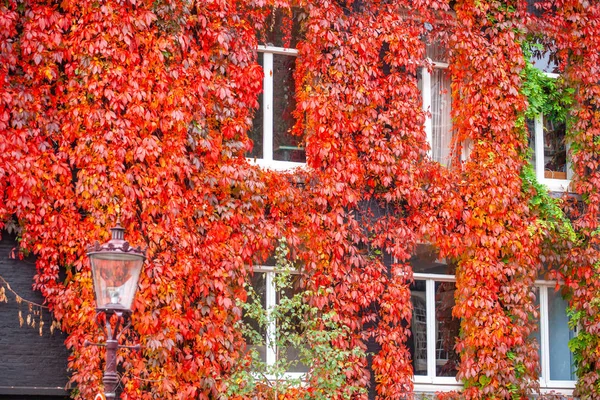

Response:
(247, 46), (306, 170)
(420, 42), (453, 167)
(248, 9), (306, 170)
(528, 73), (572, 192)
(525, 36), (572, 192)
(249, 35), (453, 170)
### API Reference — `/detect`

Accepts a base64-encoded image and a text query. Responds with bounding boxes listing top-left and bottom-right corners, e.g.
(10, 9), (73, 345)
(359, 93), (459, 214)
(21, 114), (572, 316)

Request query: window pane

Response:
(532, 50), (559, 74)
(548, 290), (576, 381)
(244, 272), (267, 362)
(410, 280), (427, 376)
(435, 281), (458, 377)
(543, 117), (568, 180)
(526, 33), (560, 74)
(527, 118), (537, 168)
(426, 40), (448, 64)
(248, 52), (264, 159)
(276, 273), (308, 373)
(431, 68), (452, 166)
(272, 54), (305, 162)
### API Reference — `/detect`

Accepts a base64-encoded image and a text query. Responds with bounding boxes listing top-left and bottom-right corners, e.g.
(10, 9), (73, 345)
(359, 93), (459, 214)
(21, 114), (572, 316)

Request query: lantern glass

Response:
(90, 252), (143, 312)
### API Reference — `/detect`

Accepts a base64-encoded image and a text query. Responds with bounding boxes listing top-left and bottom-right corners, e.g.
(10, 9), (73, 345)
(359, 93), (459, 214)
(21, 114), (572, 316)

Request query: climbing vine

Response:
(1, 0), (600, 398)
(532, 1), (600, 398)
(446, 1), (543, 397)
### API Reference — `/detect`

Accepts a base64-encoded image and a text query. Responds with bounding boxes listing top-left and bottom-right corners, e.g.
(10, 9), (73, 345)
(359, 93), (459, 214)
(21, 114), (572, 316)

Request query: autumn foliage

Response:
(1, 0), (600, 399)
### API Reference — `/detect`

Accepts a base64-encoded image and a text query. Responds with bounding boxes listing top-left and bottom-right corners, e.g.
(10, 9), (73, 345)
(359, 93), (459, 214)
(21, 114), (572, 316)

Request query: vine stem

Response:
(0, 273), (49, 309)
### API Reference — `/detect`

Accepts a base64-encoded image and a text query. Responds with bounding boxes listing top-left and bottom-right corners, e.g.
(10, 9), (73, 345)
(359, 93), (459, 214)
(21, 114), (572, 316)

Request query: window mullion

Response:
(422, 67), (432, 159)
(265, 271), (277, 366)
(534, 114), (545, 182)
(263, 52), (274, 162)
(539, 285), (550, 387)
(426, 278), (436, 379)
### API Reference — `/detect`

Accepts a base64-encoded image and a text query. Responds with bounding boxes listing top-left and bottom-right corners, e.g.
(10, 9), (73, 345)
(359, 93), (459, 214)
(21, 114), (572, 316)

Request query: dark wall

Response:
(0, 232), (70, 397)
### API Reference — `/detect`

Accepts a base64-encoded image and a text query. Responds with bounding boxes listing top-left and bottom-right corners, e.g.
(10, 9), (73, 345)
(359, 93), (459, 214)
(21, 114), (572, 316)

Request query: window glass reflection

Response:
(548, 290), (576, 381)
(435, 281), (458, 377)
(426, 39), (448, 64)
(531, 286), (542, 377)
(430, 68), (452, 167)
(276, 273), (308, 373)
(248, 53), (265, 159)
(543, 118), (568, 180)
(410, 280), (428, 376)
(272, 54), (304, 162)
(527, 118), (537, 169)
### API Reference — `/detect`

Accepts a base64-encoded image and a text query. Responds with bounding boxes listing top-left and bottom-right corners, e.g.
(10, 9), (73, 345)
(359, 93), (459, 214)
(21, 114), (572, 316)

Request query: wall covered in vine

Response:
(1, 0), (599, 399)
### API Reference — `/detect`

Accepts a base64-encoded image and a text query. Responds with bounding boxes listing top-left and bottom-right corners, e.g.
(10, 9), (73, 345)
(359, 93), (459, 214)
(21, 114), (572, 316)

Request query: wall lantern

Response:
(87, 222), (146, 399)
(88, 223), (145, 313)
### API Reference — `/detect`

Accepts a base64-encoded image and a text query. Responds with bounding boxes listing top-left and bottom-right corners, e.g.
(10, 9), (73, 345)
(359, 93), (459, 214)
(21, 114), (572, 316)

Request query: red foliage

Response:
(536, 1), (600, 398)
(1, 0), (600, 398)
(446, 1), (542, 397)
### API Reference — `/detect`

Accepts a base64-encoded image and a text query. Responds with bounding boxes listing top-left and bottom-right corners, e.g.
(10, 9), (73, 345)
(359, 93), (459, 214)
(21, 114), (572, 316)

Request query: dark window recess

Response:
(260, 7), (305, 48)
(527, 0), (545, 16)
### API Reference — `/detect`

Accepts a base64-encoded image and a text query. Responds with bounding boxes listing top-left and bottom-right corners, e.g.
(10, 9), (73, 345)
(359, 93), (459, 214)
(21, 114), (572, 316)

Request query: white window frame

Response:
(411, 273), (576, 394)
(536, 280), (577, 393)
(532, 72), (572, 192)
(412, 272), (462, 390)
(248, 46), (306, 171)
(251, 265), (306, 381)
(252, 47), (453, 170)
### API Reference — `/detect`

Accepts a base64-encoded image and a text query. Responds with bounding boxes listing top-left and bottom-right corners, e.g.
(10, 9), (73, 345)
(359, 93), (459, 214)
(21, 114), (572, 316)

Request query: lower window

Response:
(243, 267), (309, 375)
(410, 274), (460, 385)
(533, 284), (577, 388)
(409, 246), (576, 391)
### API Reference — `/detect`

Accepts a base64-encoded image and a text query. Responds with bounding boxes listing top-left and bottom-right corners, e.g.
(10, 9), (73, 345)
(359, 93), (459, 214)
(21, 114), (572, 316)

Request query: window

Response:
(529, 102), (572, 192)
(248, 9), (306, 170)
(248, 46), (306, 170)
(411, 277), (460, 384)
(409, 246), (576, 394)
(410, 249), (460, 389)
(420, 42), (453, 167)
(527, 39), (571, 192)
(243, 266), (308, 377)
(532, 283), (577, 390)
(250, 39), (453, 170)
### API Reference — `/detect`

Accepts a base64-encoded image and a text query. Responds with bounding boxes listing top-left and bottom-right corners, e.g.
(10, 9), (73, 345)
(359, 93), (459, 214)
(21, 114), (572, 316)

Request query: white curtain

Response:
(430, 68), (453, 167)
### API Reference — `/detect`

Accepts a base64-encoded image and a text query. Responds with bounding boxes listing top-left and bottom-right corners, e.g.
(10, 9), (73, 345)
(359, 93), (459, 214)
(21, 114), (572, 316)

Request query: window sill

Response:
(247, 158), (306, 171)
(541, 380), (576, 391)
(414, 381), (461, 393)
(539, 177), (572, 193)
(413, 381), (575, 395)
